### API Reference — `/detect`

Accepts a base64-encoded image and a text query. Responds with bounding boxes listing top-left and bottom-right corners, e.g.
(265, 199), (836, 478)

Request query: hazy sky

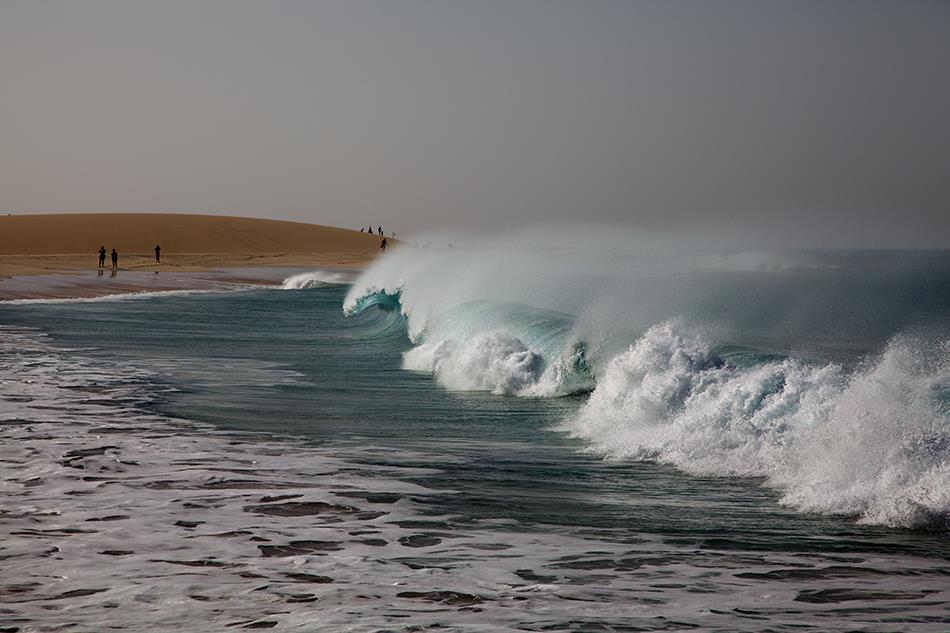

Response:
(2, 0), (948, 247)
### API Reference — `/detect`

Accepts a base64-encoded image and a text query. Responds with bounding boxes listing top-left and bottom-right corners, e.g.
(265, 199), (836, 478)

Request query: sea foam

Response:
(563, 322), (950, 529)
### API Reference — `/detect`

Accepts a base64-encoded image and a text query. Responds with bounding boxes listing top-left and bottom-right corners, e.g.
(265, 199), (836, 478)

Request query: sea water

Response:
(1, 246), (949, 632)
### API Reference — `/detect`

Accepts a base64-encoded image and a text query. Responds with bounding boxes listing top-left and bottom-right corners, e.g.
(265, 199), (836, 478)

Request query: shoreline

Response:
(0, 262), (362, 301)
(0, 251), (376, 278)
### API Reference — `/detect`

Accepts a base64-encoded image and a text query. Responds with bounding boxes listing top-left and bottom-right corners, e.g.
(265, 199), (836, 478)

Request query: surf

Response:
(564, 321), (950, 529)
(344, 236), (950, 528)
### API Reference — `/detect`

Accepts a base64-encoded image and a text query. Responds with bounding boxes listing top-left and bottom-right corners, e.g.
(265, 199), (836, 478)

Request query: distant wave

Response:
(281, 270), (355, 289)
(693, 251), (832, 272)
(344, 240), (950, 529)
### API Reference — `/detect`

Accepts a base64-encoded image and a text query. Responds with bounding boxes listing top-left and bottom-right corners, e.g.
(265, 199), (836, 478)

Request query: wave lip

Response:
(562, 321), (950, 530)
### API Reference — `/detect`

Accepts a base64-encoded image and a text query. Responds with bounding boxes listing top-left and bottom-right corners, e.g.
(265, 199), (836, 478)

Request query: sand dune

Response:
(0, 213), (387, 278)
(0, 213), (382, 255)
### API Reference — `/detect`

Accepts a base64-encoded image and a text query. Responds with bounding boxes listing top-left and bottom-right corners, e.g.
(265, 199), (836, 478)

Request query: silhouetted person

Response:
(380, 237), (387, 251)
(111, 248), (118, 270)
(154, 244), (161, 263)
(98, 245), (106, 269)
(378, 226), (383, 235)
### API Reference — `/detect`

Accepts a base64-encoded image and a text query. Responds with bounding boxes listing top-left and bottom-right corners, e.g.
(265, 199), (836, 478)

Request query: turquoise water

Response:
(2, 249), (949, 631)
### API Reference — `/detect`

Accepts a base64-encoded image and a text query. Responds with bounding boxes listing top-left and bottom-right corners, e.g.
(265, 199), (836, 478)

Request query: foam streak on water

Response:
(4, 325), (950, 632)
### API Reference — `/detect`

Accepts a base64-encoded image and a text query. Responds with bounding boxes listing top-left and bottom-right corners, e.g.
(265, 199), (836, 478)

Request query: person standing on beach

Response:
(111, 248), (118, 270)
(154, 244), (161, 263)
(380, 237), (387, 251)
(98, 245), (106, 269)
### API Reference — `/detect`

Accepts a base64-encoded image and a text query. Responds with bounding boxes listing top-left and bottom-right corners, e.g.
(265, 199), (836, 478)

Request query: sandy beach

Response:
(0, 213), (384, 299)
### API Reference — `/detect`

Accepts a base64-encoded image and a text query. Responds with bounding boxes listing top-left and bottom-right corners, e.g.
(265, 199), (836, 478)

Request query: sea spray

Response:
(780, 338), (950, 527)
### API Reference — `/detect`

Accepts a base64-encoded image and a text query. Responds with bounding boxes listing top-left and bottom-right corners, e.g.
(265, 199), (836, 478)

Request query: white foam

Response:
(562, 321), (950, 529)
(403, 331), (545, 395)
(403, 330), (592, 397)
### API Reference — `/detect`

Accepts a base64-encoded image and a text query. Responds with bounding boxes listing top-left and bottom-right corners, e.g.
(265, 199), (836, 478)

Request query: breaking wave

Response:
(343, 240), (950, 528)
(563, 322), (950, 530)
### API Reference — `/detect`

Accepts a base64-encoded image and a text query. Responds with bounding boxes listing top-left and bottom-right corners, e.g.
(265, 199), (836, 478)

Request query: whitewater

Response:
(345, 238), (950, 530)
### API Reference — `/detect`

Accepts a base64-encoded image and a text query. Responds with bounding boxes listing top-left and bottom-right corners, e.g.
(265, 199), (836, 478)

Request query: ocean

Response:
(2, 245), (949, 632)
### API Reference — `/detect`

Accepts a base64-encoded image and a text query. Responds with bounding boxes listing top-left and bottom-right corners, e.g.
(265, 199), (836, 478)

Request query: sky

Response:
(1, 0), (948, 247)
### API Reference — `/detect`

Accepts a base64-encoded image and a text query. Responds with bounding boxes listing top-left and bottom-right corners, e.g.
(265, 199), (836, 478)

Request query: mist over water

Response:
(346, 231), (950, 528)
